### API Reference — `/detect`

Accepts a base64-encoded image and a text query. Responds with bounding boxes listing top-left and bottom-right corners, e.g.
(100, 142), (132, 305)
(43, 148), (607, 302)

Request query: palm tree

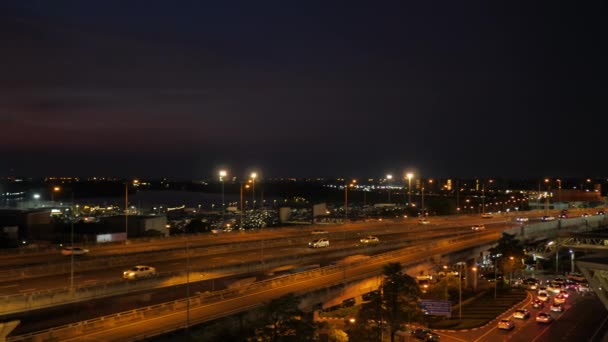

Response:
(381, 262), (422, 342)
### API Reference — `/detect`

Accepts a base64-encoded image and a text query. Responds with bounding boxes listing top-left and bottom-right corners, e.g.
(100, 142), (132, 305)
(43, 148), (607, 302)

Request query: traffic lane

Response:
(441, 288), (599, 342)
(473, 289), (584, 342)
(534, 294), (606, 342)
(0, 226), (477, 295)
(0, 218), (468, 272)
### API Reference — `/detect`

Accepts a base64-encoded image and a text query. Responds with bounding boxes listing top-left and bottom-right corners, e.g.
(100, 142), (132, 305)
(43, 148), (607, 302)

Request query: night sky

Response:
(1, 1), (606, 180)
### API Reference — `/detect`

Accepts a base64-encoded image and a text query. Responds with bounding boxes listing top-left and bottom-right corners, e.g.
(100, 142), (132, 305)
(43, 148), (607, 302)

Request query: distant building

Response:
(0, 208), (54, 241)
(99, 215), (168, 237)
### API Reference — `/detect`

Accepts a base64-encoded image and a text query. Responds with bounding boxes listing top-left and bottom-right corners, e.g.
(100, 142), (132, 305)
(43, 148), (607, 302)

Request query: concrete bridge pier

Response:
(0, 320), (19, 342)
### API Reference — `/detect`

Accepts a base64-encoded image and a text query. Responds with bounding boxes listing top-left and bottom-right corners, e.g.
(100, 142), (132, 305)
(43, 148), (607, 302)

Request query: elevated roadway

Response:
(3, 209), (606, 340)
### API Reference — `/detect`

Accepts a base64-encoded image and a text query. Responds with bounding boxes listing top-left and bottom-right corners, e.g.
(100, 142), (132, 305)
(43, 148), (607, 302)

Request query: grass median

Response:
(428, 287), (528, 330)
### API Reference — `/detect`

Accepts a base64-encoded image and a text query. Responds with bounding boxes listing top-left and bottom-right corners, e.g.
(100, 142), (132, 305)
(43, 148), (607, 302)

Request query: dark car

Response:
(532, 299), (544, 309)
(412, 328), (440, 341)
(342, 298), (356, 307)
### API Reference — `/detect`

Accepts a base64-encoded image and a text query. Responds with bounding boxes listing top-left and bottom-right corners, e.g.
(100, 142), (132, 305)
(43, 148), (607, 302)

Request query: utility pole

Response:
(70, 191), (75, 293)
(125, 182), (129, 243)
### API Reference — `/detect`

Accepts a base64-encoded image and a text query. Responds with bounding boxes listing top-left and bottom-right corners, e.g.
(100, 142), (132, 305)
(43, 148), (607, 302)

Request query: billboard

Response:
(420, 299), (451, 317)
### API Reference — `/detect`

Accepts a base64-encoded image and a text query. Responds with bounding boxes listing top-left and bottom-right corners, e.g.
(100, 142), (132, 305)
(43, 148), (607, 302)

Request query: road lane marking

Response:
(474, 325), (497, 342)
(19, 288), (36, 293)
(0, 284), (18, 289)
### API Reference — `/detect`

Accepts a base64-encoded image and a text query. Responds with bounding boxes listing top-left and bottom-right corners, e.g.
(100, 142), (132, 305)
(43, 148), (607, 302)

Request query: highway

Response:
(1, 209), (602, 340)
(0, 215), (513, 296)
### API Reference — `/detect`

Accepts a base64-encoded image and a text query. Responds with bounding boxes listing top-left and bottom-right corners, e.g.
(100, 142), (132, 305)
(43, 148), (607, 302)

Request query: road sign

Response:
(420, 299), (451, 317)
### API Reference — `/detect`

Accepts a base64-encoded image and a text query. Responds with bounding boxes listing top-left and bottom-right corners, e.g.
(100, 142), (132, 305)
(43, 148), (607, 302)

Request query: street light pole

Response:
(555, 246), (559, 276)
(251, 172), (257, 210)
(481, 184), (485, 214)
(125, 182), (129, 243)
(421, 186), (425, 216)
(545, 178), (551, 216)
(472, 266), (478, 292)
(185, 232), (190, 333)
(344, 181), (348, 222)
(70, 191), (74, 292)
(386, 174), (392, 203)
(406, 173), (413, 207)
(570, 249), (574, 273)
(219, 170), (227, 221)
(240, 183), (244, 229)
(458, 266), (462, 320)
(494, 257), (498, 299)
(456, 179), (460, 215)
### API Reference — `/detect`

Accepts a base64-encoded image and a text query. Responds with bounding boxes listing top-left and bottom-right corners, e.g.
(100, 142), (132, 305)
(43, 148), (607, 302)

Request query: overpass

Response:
(3, 211), (607, 341)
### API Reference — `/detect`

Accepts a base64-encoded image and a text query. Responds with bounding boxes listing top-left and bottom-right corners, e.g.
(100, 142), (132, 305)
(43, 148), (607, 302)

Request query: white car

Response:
(537, 291), (549, 302)
(418, 218), (430, 225)
(61, 247), (89, 256)
(481, 213), (493, 218)
(123, 265), (157, 280)
(515, 217), (529, 222)
(553, 293), (566, 304)
(471, 224), (485, 231)
(536, 312), (553, 323)
(498, 319), (515, 330)
(550, 302), (564, 312)
(360, 236), (380, 244)
(513, 309), (530, 319)
(309, 238), (330, 248)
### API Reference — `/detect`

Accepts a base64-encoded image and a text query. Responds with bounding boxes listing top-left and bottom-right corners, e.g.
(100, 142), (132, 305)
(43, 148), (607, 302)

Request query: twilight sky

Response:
(1, 1), (606, 180)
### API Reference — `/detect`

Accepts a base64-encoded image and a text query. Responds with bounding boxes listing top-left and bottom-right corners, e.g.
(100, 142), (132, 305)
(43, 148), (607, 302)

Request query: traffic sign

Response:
(420, 299), (452, 317)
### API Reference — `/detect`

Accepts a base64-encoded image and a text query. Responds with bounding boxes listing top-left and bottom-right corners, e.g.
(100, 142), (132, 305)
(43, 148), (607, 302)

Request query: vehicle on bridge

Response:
(360, 235), (380, 244)
(536, 312), (553, 323)
(532, 299), (544, 309)
(418, 218), (430, 225)
(550, 302), (564, 312)
(498, 318), (515, 330)
(123, 265), (157, 280)
(567, 272), (586, 282)
(416, 275), (434, 293)
(481, 213), (493, 218)
(471, 224), (485, 231)
(411, 328), (440, 341)
(308, 238), (329, 248)
(513, 309), (530, 319)
(61, 247), (89, 256)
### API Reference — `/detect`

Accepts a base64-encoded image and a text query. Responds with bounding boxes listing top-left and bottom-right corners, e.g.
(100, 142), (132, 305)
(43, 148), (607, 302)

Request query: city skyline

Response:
(1, 1), (606, 179)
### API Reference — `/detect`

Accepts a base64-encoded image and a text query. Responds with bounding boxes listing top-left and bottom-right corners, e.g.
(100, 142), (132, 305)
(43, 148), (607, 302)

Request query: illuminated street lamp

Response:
(240, 182), (250, 228)
(406, 172), (414, 207)
(472, 266), (478, 292)
(250, 172), (257, 209)
(570, 249), (575, 273)
(51, 186), (61, 203)
(219, 170), (227, 219)
(386, 174), (392, 203)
